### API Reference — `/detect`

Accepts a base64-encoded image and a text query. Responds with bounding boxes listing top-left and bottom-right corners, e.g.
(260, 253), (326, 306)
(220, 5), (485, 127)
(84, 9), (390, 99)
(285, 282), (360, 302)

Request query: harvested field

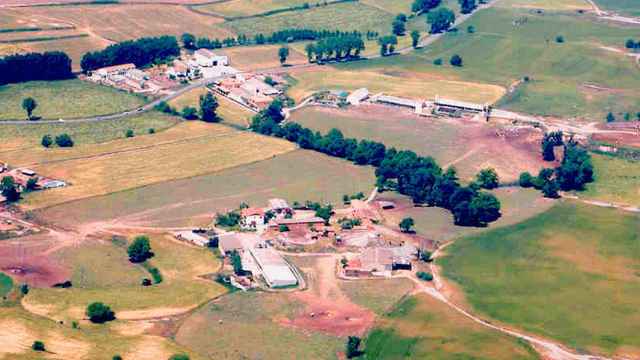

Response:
(8, 122), (296, 209)
(0, 79), (145, 121)
(0, 28), (84, 42)
(365, 295), (540, 359)
(378, 187), (555, 242)
(3, 0), (212, 4)
(217, 44), (307, 71)
(497, 0), (591, 11)
(36, 150), (375, 228)
(168, 87), (253, 127)
(361, 0), (413, 14)
(224, 2), (395, 37)
(287, 67), (505, 104)
(440, 202), (640, 357)
(0, 112), (179, 151)
(0, 273), (12, 297)
(291, 105), (543, 181)
(0, 234), (70, 287)
(1, 4), (234, 43)
(23, 35), (111, 71)
(193, 0), (312, 17)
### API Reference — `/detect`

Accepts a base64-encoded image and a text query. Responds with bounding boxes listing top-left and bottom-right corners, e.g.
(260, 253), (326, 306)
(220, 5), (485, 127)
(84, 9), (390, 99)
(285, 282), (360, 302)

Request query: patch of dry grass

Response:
(169, 87), (253, 127)
(217, 44), (307, 71)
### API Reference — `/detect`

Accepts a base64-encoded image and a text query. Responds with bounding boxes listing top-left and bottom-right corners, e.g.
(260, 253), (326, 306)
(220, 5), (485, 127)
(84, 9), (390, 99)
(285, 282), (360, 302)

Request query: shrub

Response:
(113, 356), (123, 360)
(169, 354), (190, 360)
(346, 336), (361, 358)
(55, 133), (74, 147)
(148, 128), (156, 134)
(125, 129), (134, 138)
(41, 134), (53, 148)
(181, 106), (198, 120)
(32, 341), (45, 351)
(519, 172), (534, 188)
(417, 271), (433, 281)
(450, 54), (463, 67)
(433, 58), (443, 65)
(86, 302), (115, 323)
(127, 235), (153, 263)
(20, 283), (29, 295)
(555, 35), (564, 43)
(279, 224), (290, 232)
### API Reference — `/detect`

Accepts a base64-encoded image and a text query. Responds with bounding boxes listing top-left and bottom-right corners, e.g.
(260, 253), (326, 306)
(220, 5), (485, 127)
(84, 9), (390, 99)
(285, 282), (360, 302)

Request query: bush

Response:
(475, 168), (499, 189)
(518, 172), (534, 188)
(127, 235), (153, 263)
(433, 58), (443, 65)
(346, 336), (361, 358)
(555, 35), (564, 43)
(181, 106), (198, 120)
(32, 341), (45, 351)
(55, 133), (74, 147)
(20, 283), (29, 295)
(450, 54), (463, 67)
(279, 224), (290, 232)
(148, 128), (156, 134)
(125, 129), (134, 138)
(417, 271), (433, 281)
(41, 134), (53, 148)
(169, 354), (190, 360)
(86, 302), (115, 323)
(113, 356), (123, 360)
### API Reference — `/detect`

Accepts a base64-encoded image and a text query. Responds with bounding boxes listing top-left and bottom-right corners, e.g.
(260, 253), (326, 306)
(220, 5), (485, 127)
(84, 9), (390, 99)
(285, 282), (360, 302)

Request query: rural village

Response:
(1, 0), (640, 359)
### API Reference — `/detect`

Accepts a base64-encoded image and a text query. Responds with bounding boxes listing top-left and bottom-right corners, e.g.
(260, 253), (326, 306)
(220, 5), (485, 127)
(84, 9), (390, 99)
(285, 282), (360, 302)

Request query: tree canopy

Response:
(86, 302), (115, 323)
(127, 235), (153, 263)
(0, 51), (72, 85)
(81, 36), (179, 72)
(427, 8), (455, 33)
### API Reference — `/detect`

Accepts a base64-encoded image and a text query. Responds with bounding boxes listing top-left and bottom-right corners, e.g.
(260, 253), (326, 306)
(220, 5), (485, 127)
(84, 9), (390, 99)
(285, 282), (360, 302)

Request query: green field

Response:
(595, 0), (640, 16)
(440, 202), (640, 357)
(0, 112), (180, 151)
(36, 149), (376, 228)
(339, 278), (414, 315)
(224, 2), (395, 36)
(0, 273), (13, 297)
(338, 7), (640, 121)
(194, 0), (315, 17)
(364, 295), (540, 359)
(581, 153), (640, 206)
(0, 80), (145, 121)
(176, 291), (342, 359)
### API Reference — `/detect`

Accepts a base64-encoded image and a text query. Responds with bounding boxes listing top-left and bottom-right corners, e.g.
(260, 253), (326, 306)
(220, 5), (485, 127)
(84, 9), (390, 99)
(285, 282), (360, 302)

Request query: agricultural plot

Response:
(338, 278), (414, 315)
(0, 79), (145, 121)
(339, 7), (640, 121)
(0, 112), (179, 151)
(216, 44), (307, 70)
(224, 2), (395, 37)
(379, 187), (555, 242)
(193, 0), (313, 17)
(361, 0), (413, 15)
(8, 122), (295, 209)
(497, 0), (591, 11)
(581, 153), (640, 206)
(594, 0), (640, 17)
(1, 4), (234, 43)
(290, 105), (542, 181)
(168, 87), (253, 127)
(440, 202), (640, 357)
(364, 295), (540, 359)
(24, 35), (111, 71)
(23, 233), (227, 322)
(36, 150), (376, 228)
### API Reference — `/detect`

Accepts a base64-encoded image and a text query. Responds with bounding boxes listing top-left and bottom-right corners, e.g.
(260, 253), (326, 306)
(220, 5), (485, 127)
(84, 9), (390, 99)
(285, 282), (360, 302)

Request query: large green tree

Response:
(86, 302), (115, 323)
(127, 235), (152, 263)
(476, 168), (499, 189)
(22, 97), (37, 120)
(1, 176), (20, 203)
(278, 46), (290, 65)
(199, 92), (219, 123)
(427, 8), (455, 33)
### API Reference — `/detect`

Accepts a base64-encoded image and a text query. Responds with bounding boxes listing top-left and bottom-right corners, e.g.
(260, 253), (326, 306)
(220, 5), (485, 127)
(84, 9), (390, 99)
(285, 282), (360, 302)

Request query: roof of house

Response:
(435, 96), (485, 111)
(275, 217), (325, 225)
(360, 247), (394, 271)
(241, 207), (265, 217)
(347, 88), (369, 101)
(268, 198), (290, 210)
(376, 95), (419, 108)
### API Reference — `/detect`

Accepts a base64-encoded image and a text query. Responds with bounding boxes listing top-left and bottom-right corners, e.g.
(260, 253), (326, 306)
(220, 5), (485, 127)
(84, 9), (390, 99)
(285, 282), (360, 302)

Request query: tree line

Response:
(80, 35), (180, 72)
(251, 101), (502, 227)
(0, 51), (73, 86)
(303, 34), (365, 62)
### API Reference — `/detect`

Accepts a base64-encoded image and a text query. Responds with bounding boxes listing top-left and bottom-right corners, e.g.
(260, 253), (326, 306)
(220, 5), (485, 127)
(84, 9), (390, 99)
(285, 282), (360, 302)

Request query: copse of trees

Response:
(251, 101), (502, 227)
(625, 38), (640, 50)
(0, 51), (73, 86)
(199, 92), (219, 122)
(412, 0), (441, 14)
(541, 131), (563, 161)
(378, 35), (398, 56)
(304, 34), (365, 63)
(1, 176), (20, 203)
(86, 302), (115, 324)
(458, 0), (477, 14)
(427, 7), (455, 33)
(81, 35), (179, 72)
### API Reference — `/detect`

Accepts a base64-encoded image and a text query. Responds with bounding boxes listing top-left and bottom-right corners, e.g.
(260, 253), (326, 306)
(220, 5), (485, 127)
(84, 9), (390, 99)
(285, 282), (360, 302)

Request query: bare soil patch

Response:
(0, 234), (70, 287)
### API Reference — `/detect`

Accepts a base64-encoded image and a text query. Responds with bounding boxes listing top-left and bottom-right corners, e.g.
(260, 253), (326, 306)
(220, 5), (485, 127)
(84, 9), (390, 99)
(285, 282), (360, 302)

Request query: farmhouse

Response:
(240, 207), (266, 231)
(194, 49), (229, 67)
(345, 244), (418, 277)
(248, 247), (298, 287)
(347, 88), (369, 105)
(174, 230), (210, 247)
(268, 198), (292, 214)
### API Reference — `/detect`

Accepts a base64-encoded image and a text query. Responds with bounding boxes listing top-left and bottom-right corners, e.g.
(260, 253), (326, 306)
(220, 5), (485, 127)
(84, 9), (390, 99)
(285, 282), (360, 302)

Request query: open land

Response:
(497, 0), (591, 11)
(440, 202), (640, 357)
(581, 153), (640, 206)
(217, 44), (308, 71)
(594, 0), (640, 17)
(193, 0), (314, 17)
(169, 87), (253, 127)
(0, 80), (145, 121)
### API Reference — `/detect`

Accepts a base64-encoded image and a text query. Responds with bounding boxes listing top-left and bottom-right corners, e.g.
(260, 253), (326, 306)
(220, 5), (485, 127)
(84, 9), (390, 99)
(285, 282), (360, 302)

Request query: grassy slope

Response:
(339, 278), (414, 315)
(581, 153), (640, 206)
(594, 0), (640, 16)
(440, 202), (640, 356)
(364, 295), (540, 359)
(338, 7), (640, 120)
(168, 87), (253, 127)
(36, 149), (376, 228)
(194, 0), (312, 17)
(0, 273), (13, 297)
(0, 80), (145, 121)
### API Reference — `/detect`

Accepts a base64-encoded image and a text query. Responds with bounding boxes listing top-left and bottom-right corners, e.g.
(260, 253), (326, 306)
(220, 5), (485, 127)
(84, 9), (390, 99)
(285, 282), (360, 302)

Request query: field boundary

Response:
(0, 33), (88, 44)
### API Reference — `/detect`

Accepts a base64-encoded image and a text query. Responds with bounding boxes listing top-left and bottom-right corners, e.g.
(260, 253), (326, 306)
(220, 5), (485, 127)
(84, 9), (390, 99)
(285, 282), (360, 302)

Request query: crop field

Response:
(193, 0), (313, 17)
(6, 122), (295, 209)
(1, 4), (234, 43)
(217, 44), (308, 70)
(594, 0), (640, 16)
(290, 105), (544, 181)
(338, 278), (414, 315)
(338, 7), (640, 121)
(497, 0), (591, 11)
(440, 202), (640, 357)
(0, 28), (84, 42)
(224, 2), (395, 37)
(287, 67), (505, 104)
(378, 187), (555, 242)
(23, 35), (111, 71)
(0, 112), (179, 152)
(0, 80), (145, 121)
(36, 150), (376, 228)
(169, 87), (253, 127)
(23, 233), (227, 322)
(581, 153), (640, 206)
(364, 295), (540, 359)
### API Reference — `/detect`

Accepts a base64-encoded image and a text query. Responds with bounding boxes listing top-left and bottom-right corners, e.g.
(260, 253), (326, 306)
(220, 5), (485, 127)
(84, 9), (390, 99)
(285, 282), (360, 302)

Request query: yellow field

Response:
(2, 121), (296, 209)
(361, 0), (414, 14)
(287, 67), (506, 103)
(193, 0), (311, 17)
(217, 44), (308, 71)
(1, 5), (234, 43)
(24, 35), (111, 71)
(169, 87), (254, 127)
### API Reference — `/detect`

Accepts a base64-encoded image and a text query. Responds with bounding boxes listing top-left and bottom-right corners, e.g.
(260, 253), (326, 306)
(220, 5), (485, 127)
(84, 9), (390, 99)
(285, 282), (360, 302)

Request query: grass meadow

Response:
(36, 150), (376, 228)
(581, 153), (640, 206)
(338, 7), (640, 121)
(440, 202), (640, 357)
(364, 295), (540, 359)
(0, 80), (145, 121)
(216, 44), (308, 70)
(193, 0), (312, 17)
(594, 0), (640, 16)
(339, 278), (414, 315)
(169, 87), (254, 127)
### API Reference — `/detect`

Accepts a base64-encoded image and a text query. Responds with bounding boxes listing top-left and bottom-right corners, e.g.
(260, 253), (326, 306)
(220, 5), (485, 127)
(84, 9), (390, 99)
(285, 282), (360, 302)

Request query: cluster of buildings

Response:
(0, 165), (66, 204)
(167, 49), (237, 81)
(343, 243), (418, 277)
(87, 63), (169, 94)
(213, 73), (284, 112)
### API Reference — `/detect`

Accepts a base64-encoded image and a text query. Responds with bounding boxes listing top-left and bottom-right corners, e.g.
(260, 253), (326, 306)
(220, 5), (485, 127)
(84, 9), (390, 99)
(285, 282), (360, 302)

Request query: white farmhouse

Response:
(347, 88), (369, 106)
(194, 49), (229, 67)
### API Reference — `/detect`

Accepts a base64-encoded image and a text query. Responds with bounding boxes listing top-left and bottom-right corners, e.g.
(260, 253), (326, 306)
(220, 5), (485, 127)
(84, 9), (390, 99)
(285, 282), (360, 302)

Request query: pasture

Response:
(0, 273), (13, 297)
(290, 105), (542, 181)
(338, 278), (414, 315)
(224, 2), (395, 37)
(8, 122), (295, 209)
(193, 0), (312, 17)
(594, 0), (640, 16)
(217, 44), (308, 70)
(364, 295), (540, 359)
(23, 233), (227, 322)
(581, 153), (640, 206)
(497, 0), (591, 11)
(338, 7), (640, 121)
(168, 87), (253, 127)
(0, 112), (179, 151)
(378, 187), (555, 242)
(0, 80), (145, 121)
(36, 150), (376, 228)
(440, 202), (640, 357)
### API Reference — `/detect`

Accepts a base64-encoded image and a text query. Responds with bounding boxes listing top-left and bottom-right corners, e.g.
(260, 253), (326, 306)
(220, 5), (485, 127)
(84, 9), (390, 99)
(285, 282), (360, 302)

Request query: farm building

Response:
(241, 78), (280, 96)
(248, 247), (297, 288)
(218, 232), (261, 256)
(194, 49), (229, 67)
(240, 207), (266, 231)
(434, 96), (488, 113)
(271, 217), (325, 232)
(375, 95), (420, 110)
(94, 63), (136, 79)
(345, 244), (418, 276)
(268, 198), (292, 214)
(347, 88), (369, 106)
(174, 230), (210, 247)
